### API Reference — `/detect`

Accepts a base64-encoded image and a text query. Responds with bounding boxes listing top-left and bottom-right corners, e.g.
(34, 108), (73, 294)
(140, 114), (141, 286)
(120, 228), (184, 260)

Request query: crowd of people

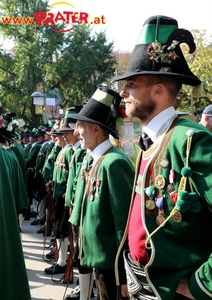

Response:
(2, 14), (212, 300)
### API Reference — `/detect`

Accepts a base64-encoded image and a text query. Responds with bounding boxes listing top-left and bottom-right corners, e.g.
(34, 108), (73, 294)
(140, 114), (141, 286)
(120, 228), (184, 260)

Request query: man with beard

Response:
(112, 15), (212, 300)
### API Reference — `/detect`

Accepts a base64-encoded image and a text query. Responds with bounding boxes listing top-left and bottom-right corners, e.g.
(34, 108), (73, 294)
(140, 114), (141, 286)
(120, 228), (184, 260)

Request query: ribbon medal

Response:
(144, 186), (157, 210)
(155, 174), (166, 190)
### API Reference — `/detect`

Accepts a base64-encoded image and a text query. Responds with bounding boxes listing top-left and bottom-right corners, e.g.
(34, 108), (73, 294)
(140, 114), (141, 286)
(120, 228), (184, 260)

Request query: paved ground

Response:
(21, 218), (79, 300)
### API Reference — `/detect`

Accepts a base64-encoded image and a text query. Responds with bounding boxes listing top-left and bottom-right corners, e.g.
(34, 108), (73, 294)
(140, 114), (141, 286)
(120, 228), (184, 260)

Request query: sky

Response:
(1, 0), (212, 52)
(69, 0), (212, 52)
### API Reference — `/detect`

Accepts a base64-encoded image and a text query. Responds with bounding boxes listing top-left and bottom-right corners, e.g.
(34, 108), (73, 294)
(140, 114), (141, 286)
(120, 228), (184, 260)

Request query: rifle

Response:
(63, 221), (74, 284)
(46, 187), (56, 236)
(42, 182), (57, 261)
(51, 219), (74, 284)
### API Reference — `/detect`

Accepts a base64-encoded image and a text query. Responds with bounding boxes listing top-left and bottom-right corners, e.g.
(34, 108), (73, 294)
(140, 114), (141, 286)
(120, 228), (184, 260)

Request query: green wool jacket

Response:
(25, 142), (41, 168)
(65, 147), (87, 208)
(45, 141), (55, 157)
(42, 143), (61, 183)
(34, 142), (50, 178)
(24, 143), (32, 158)
(69, 147), (135, 285)
(0, 147), (31, 299)
(53, 145), (73, 199)
(129, 117), (212, 300)
(11, 142), (27, 189)
(3, 147), (28, 212)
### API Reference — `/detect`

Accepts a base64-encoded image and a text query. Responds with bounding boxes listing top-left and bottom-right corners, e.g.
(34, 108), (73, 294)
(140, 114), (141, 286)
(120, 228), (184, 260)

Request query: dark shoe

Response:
(65, 286), (80, 300)
(50, 235), (55, 243)
(44, 263), (66, 274)
(65, 294), (79, 300)
(65, 286), (94, 300)
(46, 247), (55, 259)
(31, 218), (40, 225)
(39, 219), (45, 225)
(37, 225), (45, 234)
(30, 211), (37, 218)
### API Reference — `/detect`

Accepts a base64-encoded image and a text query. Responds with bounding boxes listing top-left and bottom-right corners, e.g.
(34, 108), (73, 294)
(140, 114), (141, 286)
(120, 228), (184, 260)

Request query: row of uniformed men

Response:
(21, 86), (134, 300)
(22, 106), (93, 300)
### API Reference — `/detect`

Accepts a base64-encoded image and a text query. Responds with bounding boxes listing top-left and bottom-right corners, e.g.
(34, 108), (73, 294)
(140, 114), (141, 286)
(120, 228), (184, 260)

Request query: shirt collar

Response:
(91, 139), (113, 163)
(73, 140), (81, 152)
(64, 143), (71, 149)
(41, 141), (49, 147)
(31, 142), (37, 147)
(143, 107), (177, 142)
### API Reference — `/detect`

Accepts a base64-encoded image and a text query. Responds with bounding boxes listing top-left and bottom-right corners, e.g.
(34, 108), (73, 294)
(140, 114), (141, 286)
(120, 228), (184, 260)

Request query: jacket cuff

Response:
(188, 270), (212, 300)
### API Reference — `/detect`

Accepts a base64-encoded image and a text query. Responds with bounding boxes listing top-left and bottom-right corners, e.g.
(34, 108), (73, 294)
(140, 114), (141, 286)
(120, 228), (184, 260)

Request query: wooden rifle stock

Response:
(46, 189), (56, 236)
(63, 222), (74, 284)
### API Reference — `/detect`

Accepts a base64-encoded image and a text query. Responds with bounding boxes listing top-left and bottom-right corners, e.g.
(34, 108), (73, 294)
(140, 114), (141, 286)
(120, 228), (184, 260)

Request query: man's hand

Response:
(121, 284), (130, 298)
(46, 181), (53, 192)
(176, 278), (194, 299)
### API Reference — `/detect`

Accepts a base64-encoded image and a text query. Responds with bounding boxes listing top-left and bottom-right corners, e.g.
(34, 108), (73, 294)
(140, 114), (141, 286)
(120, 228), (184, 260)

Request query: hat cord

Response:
(152, 15), (161, 71)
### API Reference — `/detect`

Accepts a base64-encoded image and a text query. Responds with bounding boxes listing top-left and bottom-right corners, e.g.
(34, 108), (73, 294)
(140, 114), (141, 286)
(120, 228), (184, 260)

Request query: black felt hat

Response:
(34, 129), (46, 137)
(0, 112), (17, 143)
(22, 128), (32, 136)
(57, 105), (83, 133)
(69, 86), (122, 139)
(112, 15), (201, 86)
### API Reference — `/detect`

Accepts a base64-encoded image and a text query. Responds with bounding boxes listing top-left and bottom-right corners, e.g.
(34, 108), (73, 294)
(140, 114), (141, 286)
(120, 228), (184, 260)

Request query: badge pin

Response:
(156, 214), (166, 226)
(145, 199), (156, 210)
(155, 175), (166, 190)
(172, 211), (182, 223)
(159, 158), (169, 168)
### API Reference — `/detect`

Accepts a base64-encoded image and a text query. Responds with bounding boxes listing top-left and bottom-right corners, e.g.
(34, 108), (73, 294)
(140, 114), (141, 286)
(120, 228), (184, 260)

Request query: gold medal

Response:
(155, 175), (166, 190)
(156, 214), (166, 226)
(159, 158), (169, 168)
(145, 199), (156, 210)
(172, 211), (182, 223)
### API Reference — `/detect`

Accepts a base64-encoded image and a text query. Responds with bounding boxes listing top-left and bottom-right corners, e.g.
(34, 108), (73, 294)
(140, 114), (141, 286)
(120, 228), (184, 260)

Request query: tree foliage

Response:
(177, 30), (212, 114)
(0, 0), (116, 127)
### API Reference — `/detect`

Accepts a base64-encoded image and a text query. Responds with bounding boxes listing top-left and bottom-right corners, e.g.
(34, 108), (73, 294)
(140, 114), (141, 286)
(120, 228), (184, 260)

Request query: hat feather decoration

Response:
(166, 29), (196, 54)
(112, 15), (201, 87)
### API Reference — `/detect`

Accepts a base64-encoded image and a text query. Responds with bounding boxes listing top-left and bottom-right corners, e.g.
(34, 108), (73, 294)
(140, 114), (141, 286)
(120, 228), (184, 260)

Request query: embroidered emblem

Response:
(135, 174), (143, 194)
(155, 175), (166, 190)
(159, 158), (169, 168)
(172, 210), (182, 223)
(156, 214), (166, 226)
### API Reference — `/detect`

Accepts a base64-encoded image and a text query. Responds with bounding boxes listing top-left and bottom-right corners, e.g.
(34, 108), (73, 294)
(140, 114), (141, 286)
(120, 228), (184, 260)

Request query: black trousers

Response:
(72, 225), (93, 275)
(94, 268), (117, 300)
(53, 197), (69, 239)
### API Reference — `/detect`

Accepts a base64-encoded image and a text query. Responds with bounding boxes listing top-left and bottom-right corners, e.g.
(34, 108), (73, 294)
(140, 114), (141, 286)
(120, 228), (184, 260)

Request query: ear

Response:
(93, 123), (99, 133)
(205, 114), (210, 122)
(154, 83), (164, 95)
